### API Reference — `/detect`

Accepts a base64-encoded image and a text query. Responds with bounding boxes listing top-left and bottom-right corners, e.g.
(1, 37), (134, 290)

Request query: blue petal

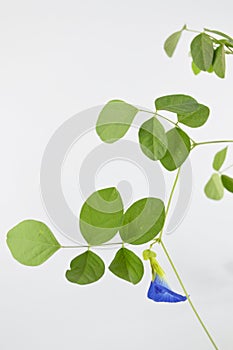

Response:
(147, 275), (187, 303)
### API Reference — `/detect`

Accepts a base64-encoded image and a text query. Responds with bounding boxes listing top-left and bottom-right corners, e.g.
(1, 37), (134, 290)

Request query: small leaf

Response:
(80, 187), (124, 245)
(7, 220), (61, 266)
(191, 33), (214, 71)
(192, 61), (201, 75)
(96, 100), (138, 143)
(109, 248), (144, 284)
(119, 198), (165, 245)
(138, 117), (168, 160)
(178, 104), (210, 128)
(213, 147), (228, 171)
(164, 30), (182, 57)
(204, 174), (224, 200)
(221, 175), (233, 193)
(213, 45), (226, 78)
(155, 94), (199, 115)
(160, 128), (191, 171)
(66, 250), (105, 285)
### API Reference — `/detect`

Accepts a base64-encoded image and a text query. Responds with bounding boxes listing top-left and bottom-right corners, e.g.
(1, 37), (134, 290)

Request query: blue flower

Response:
(147, 274), (187, 303)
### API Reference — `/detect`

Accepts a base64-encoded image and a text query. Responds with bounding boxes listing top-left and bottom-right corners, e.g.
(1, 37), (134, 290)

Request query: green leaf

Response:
(207, 65), (214, 73)
(178, 103), (210, 128)
(164, 30), (182, 57)
(66, 250), (105, 285)
(109, 248), (144, 284)
(213, 45), (226, 78)
(204, 28), (233, 42)
(6, 220), (61, 266)
(192, 61), (201, 75)
(160, 128), (191, 171)
(80, 187), (124, 245)
(155, 94), (199, 115)
(221, 175), (233, 193)
(191, 33), (214, 71)
(138, 117), (168, 161)
(204, 173), (224, 200)
(213, 147), (228, 171)
(119, 198), (165, 245)
(96, 100), (138, 143)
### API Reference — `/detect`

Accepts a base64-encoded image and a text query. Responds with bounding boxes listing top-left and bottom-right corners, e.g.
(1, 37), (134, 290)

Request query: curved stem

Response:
(160, 241), (219, 350)
(138, 109), (177, 127)
(155, 112), (178, 127)
(194, 140), (233, 147)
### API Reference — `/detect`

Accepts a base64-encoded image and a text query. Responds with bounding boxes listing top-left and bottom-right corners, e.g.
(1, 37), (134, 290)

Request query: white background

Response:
(1, 0), (233, 349)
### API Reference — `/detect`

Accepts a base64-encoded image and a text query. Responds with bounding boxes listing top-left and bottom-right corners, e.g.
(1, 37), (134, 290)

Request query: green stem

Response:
(150, 168), (181, 249)
(62, 242), (123, 249)
(149, 165), (218, 348)
(184, 27), (202, 34)
(155, 112), (178, 127)
(138, 109), (177, 127)
(160, 241), (219, 350)
(158, 167), (181, 241)
(194, 140), (233, 147)
(138, 109), (155, 115)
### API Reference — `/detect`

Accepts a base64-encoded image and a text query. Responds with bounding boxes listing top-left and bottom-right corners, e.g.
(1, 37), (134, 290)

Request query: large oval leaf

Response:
(221, 175), (233, 193)
(178, 104), (210, 128)
(109, 247), (144, 284)
(213, 147), (228, 171)
(160, 128), (191, 171)
(119, 198), (165, 245)
(190, 33), (214, 71)
(96, 100), (138, 143)
(204, 174), (224, 200)
(7, 220), (61, 266)
(138, 117), (168, 160)
(155, 94), (198, 115)
(80, 187), (124, 245)
(213, 45), (226, 79)
(66, 250), (105, 285)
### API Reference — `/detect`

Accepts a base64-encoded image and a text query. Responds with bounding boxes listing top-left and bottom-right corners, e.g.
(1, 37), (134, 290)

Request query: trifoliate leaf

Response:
(160, 128), (191, 171)
(119, 198), (165, 245)
(191, 33), (214, 71)
(178, 104), (210, 128)
(96, 100), (138, 143)
(138, 117), (168, 160)
(66, 251), (105, 285)
(109, 248), (144, 284)
(80, 187), (124, 245)
(155, 94), (198, 114)
(7, 220), (61, 266)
